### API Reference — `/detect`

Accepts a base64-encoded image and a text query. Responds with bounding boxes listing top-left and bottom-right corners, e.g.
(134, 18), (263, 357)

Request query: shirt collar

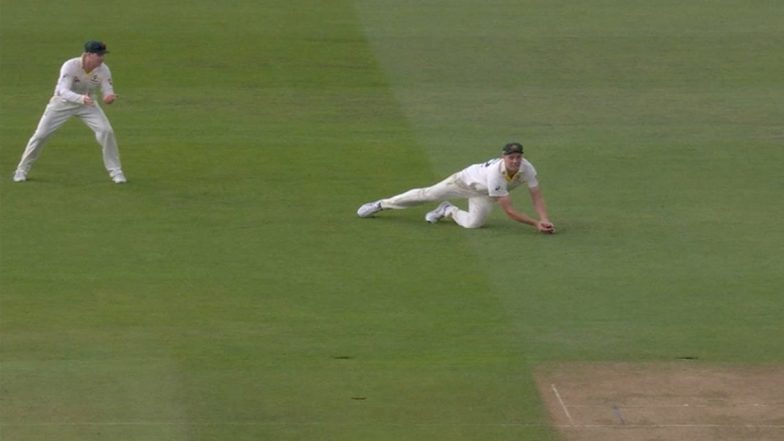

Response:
(501, 161), (519, 181)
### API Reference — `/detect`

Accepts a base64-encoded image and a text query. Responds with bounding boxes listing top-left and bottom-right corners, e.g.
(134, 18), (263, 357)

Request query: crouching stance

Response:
(357, 142), (555, 233)
(12, 40), (126, 184)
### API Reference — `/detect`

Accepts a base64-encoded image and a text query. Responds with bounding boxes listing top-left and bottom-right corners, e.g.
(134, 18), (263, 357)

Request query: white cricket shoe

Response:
(111, 171), (127, 184)
(357, 201), (383, 218)
(425, 201), (454, 224)
(12, 170), (27, 182)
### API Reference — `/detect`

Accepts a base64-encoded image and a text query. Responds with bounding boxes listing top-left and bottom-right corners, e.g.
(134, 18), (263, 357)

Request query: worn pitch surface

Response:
(536, 363), (784, 441)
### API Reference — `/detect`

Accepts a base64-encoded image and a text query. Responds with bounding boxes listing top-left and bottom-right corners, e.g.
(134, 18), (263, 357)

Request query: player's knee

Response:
(95, 127), (114, 140)
(462, 218), (485, 229)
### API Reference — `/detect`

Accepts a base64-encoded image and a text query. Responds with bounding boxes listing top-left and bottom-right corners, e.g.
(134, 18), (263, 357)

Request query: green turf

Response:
(2, 1), (783, 440)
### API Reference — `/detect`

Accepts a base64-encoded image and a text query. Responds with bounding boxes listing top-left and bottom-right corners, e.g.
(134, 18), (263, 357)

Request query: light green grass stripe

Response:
(356, 0), (784, 363)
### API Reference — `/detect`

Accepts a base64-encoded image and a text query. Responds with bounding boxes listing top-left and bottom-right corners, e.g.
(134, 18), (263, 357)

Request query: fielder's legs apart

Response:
(14, 101), (123, 181)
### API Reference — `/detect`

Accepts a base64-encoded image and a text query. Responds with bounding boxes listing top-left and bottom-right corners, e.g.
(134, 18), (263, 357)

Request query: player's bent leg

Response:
(451, 196), (493, 229)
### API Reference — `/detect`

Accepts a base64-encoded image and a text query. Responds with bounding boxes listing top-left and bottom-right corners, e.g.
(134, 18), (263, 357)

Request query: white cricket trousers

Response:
(15, 99), (122, 176)
(380, 174), (495, 228)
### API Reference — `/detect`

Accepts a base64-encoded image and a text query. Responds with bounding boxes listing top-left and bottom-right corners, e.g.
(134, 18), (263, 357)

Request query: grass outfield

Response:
(1, 1), (782, 440)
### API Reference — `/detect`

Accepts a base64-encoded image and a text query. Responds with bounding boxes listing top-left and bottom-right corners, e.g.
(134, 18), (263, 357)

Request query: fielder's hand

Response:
(103, 94), (117, 105)
(537, 220), (556, 234)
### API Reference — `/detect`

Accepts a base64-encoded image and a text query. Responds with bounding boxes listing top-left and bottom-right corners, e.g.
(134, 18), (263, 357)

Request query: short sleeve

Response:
(487, 173), (509, 197)
(100, 65), (115, 96)
(524, 162), (539, 188)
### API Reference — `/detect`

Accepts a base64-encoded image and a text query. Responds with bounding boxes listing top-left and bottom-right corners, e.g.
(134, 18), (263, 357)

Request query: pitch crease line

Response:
(551, 383), (575, 426)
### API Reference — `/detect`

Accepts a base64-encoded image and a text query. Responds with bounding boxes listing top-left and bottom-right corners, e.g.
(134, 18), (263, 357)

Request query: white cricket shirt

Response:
(455, 158), (539, 197)
(52, 57), (114, 104)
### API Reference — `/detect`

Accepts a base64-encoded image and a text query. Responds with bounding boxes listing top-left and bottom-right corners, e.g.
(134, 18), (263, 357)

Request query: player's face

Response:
(85, 52), (106, 68)
(503, 153), (523, 172)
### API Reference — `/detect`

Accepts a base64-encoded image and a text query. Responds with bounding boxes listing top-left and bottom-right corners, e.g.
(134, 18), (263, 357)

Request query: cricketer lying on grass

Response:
(358, 142), (555, 233)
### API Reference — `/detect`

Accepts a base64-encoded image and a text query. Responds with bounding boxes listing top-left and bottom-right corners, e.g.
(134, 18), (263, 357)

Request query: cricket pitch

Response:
(535, 363), (784, 441)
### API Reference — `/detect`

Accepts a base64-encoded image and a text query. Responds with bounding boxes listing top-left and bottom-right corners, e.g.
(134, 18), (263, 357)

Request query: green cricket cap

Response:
(502, 142), (524, 155)
(84, 40), (109, 54)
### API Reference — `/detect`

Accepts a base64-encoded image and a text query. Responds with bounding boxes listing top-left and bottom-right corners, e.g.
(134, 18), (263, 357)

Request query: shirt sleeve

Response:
(524, 162), (539, 188)
(100, 65), (115, 96)
(54, 61), (84, 104)
(487, 173), (509, 197)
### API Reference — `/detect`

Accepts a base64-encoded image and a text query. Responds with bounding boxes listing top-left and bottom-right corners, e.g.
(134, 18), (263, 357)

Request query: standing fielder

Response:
(12, 40), (126, 184)
(357, 142), (556, 233)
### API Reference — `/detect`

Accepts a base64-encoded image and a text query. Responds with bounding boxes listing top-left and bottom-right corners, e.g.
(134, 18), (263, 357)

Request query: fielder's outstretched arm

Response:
(497, 192), (555, 234)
